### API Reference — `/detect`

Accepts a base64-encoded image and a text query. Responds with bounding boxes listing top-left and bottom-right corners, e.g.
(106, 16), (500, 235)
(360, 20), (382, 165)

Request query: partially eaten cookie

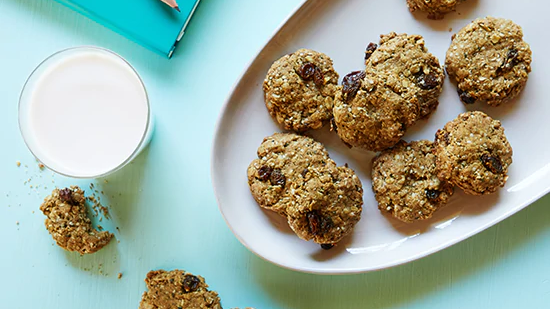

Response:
(40, 186), (113, 254)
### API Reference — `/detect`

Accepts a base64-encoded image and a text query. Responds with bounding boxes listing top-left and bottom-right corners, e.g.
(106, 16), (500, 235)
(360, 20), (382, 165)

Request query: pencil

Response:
(159, 0), (180, 12)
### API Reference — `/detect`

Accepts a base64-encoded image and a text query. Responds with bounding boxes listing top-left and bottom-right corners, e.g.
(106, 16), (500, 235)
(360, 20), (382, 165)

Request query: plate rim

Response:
(210, 0), (308, 270)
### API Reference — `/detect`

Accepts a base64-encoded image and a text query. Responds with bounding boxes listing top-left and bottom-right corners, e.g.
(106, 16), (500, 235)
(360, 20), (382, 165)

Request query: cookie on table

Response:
(407, 0), (466, 20)
(446, 17), (532, 106)
(139, 269), (222, 309)
(247, 133), (363, 246)
(372, 140), (454, 223)
(263, 49), (339, 132)
(39, 186), (113, 254)
(435, 111), (513, 195)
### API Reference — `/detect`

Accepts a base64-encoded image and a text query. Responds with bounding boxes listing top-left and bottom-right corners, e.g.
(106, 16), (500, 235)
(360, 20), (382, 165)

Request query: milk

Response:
(19, 47), (152, 178)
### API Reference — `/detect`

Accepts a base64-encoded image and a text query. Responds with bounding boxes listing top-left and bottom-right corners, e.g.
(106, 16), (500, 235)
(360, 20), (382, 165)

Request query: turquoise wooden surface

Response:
(0, 0), (549, 308)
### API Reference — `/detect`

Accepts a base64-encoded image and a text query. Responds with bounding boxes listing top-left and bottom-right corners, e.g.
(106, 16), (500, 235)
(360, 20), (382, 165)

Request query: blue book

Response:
(54, 0), (201, 58)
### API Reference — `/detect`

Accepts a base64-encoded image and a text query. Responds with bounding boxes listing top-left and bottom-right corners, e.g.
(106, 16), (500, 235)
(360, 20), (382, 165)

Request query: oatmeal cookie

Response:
(333, 72), (417, 151)
(435, 111), (513, 195)
(372, 140), (454, 223)
(334, 33), (443, 151)
(263, 49), (339, 132)
(247, 133), (363, 245)
(39, 186), (113, 254)
(139, 270), (222, 309)
(446, 17), (532, 106)
(333, 32), (445, 151)
(365, 33), (445, 119)
(247, 132), (331, 215)
(407, 0), (466, 19)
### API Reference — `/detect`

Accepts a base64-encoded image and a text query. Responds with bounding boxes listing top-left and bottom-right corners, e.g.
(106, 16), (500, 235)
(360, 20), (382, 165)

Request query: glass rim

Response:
(18, 45), (151, 179)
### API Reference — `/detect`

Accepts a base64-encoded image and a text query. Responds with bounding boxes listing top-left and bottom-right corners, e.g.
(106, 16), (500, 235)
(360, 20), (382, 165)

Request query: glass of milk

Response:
(19, 46), (153, 178)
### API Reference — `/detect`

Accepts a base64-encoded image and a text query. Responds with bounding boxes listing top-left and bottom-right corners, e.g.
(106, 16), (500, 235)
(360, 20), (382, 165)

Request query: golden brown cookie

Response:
(407, 0), (467, 19)
(247, 133), (331, 216)
(334, 33), (443, 151)
(263, 49), (339, 132)
(435, 111), (513, 195)
(39, 186), (113, 254)
(372, 140), (454, 223)
(333, 74), (413, 151)
(365, 33), (444, 119)
(247, 133), (363, 246)
(446, 17), (532, 106)
(139, 270), (222, 309)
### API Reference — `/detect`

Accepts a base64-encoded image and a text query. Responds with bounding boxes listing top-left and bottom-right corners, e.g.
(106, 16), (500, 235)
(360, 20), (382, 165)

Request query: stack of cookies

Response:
(247, 133), (363, 249)
(249, 16), (530, 245)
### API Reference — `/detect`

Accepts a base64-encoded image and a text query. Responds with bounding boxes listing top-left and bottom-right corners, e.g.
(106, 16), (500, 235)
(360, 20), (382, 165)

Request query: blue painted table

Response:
(0, 0), (549, 308)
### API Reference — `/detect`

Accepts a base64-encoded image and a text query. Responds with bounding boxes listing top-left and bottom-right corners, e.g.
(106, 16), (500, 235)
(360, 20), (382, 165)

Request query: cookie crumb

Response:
(117, 273), (123, 279)
(87, 195), (110, 219)
(16, 161), (21, 167)
(38, 163), (45, 169)
(449, 27), (453, 32)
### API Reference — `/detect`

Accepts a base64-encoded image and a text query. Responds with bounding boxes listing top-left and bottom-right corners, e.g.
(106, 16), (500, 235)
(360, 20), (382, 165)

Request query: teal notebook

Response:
(54, 0), (201, 58)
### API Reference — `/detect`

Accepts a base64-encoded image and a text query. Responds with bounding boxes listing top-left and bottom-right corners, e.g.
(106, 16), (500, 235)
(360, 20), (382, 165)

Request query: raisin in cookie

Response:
(446, 17), (532, 106)
(435, 111), (513, 195)
(139, 270), (222, 309)
(263, 49), (339, 132)
(247, 133), (363, 245)
(39, 186), (113, 254)
(407, 0), (466, 19)
(372, 140), (454, 223)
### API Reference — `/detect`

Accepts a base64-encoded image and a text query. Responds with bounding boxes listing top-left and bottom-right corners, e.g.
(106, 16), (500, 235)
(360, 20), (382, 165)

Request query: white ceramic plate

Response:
(211, 0), (548, 274)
